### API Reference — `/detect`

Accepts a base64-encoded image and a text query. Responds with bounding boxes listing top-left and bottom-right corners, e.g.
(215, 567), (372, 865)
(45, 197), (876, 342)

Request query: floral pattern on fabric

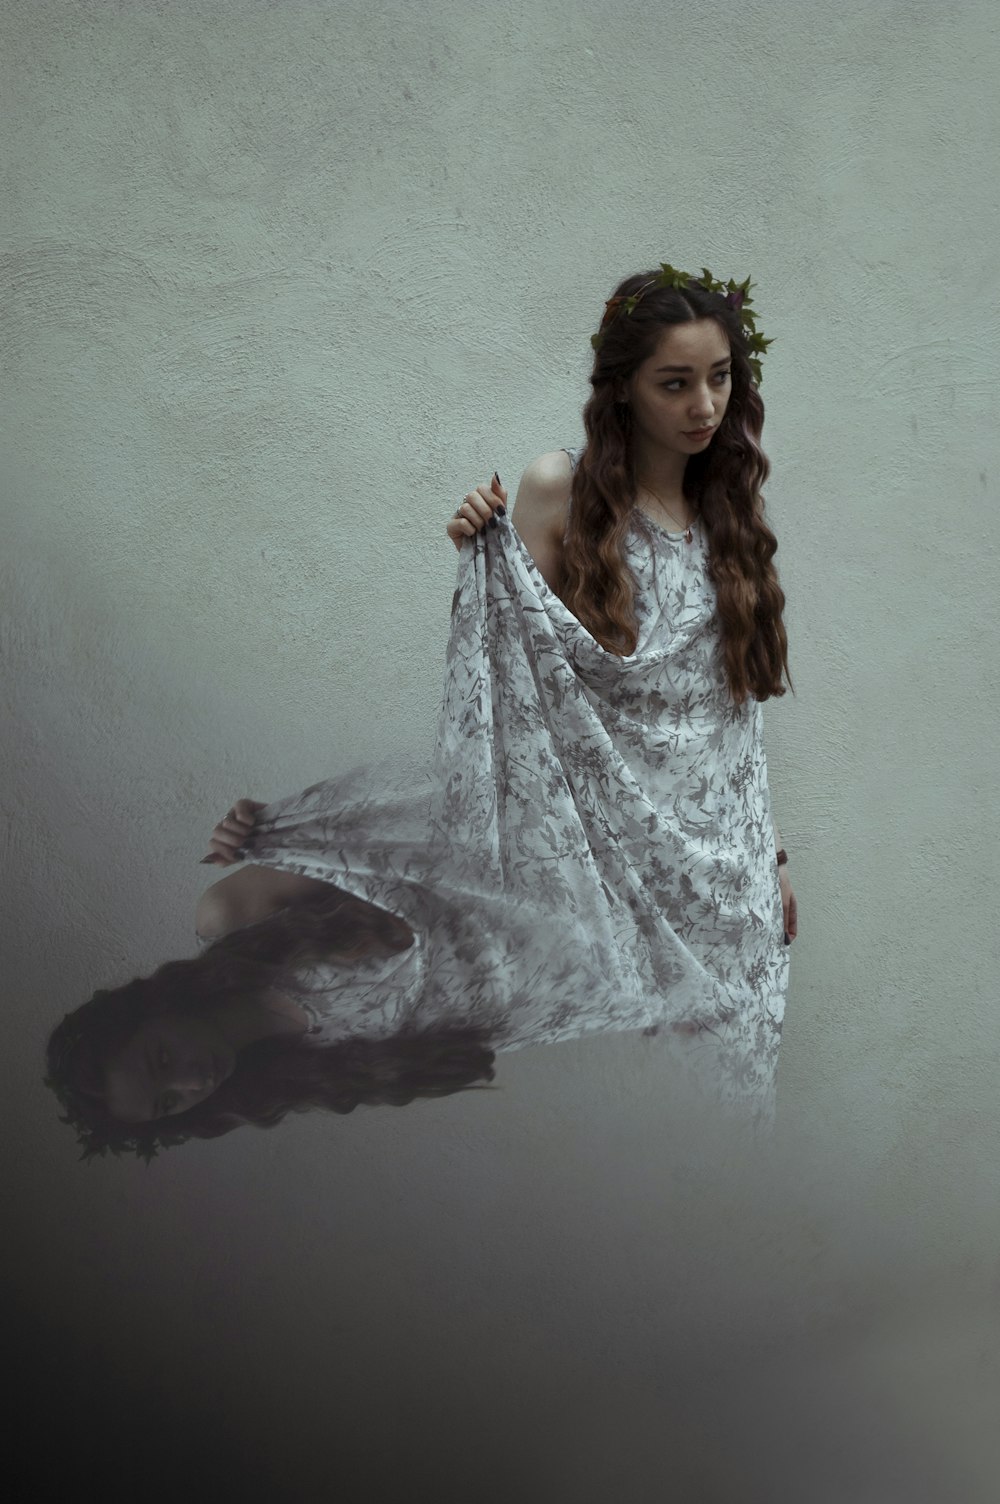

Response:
(202, 447), (789, 1127)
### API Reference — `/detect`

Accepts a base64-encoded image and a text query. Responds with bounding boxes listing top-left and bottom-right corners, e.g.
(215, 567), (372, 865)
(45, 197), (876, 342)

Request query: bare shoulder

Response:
(510, 449), (574, 590)
(513, 449), (574, 517)
(195, 865), (337, 940)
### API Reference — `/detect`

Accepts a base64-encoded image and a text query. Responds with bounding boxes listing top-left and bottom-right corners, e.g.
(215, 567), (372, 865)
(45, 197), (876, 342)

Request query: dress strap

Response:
(561, 447), (580, 525)
(562, 446), (581, 472)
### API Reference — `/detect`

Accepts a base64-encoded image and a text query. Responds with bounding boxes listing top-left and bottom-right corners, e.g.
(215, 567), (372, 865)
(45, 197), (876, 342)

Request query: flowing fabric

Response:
(200, 446), (789, 1124)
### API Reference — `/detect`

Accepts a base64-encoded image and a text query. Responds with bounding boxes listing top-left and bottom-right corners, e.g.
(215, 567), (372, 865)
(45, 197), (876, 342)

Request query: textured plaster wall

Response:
(5, 1), (1000, 1497)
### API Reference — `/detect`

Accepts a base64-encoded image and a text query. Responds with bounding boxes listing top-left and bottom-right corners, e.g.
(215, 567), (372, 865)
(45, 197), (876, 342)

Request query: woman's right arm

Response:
(509, 451), (574, 594)
(195, 866), (339, 940)
(446, 451), (572, 594)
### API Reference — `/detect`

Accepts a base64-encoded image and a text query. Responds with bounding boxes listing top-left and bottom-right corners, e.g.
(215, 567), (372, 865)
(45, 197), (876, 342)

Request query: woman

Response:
(45, 262), (797, 1163)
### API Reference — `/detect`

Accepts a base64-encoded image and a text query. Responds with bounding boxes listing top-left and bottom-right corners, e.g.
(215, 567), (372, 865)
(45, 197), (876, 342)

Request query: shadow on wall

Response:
(11, 1302), (283, 1504)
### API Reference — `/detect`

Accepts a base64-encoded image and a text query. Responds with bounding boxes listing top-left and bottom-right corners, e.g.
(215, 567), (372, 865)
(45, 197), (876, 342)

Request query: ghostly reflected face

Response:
(103, 1010), (236, 1124)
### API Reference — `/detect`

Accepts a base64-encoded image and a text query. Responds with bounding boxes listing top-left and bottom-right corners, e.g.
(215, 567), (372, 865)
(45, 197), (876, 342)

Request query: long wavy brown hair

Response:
(562, 270), (793, 704)
(45, 889), (500, 1160)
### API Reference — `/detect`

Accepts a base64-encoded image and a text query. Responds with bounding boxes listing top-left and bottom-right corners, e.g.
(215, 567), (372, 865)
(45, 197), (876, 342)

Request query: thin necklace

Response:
(636, 482), (696, 543)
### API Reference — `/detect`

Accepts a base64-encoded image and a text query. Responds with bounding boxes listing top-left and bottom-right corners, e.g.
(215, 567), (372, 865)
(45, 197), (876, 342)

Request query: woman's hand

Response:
(779, 866), (798, 945)
(200, 798), (267, 866)
(446, 472), (507, 550)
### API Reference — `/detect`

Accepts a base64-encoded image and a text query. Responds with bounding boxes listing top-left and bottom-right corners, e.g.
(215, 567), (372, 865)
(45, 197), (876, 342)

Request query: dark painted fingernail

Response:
(487, 516), (498, 529)
(493, 471), (502, 485)
(496, 505), (506, 516)
(783, 931), (790, 945)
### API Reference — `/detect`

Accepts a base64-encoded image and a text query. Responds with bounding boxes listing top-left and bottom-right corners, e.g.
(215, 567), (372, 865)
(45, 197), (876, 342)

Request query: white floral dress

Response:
(198, 446), (789, 1125)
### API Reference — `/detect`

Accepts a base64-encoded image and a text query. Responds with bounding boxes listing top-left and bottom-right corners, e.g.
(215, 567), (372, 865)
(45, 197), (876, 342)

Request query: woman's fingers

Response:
(209, 818), (250, 852)
(230, 798), (263, 822)
(445, 476), (509, 545)
(447, 519), (471, 550)
(216, 818), (248, 846)
(475, 480), (508, 517)
(458, 492), (495, 526)
(200, 799), (262, 864)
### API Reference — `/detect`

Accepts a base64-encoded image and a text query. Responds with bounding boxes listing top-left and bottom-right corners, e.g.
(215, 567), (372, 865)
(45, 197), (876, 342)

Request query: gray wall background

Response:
(5, 1), (1000, 1498)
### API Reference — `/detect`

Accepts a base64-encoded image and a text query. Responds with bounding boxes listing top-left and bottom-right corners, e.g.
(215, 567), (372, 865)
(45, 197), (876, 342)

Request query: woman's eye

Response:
(664, 371), (731, 390)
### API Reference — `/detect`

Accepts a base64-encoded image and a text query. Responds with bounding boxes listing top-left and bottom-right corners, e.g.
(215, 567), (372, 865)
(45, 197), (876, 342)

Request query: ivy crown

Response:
(591, 262), (775, 386)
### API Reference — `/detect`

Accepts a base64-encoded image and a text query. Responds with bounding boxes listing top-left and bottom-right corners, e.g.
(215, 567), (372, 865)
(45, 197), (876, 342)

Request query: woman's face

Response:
(103, 1010), (236, 1124)
(623, 319), (734, 455)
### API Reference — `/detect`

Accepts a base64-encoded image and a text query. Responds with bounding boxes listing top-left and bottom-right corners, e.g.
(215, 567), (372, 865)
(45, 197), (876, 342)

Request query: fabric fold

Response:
(214, 446), (787, 1121)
